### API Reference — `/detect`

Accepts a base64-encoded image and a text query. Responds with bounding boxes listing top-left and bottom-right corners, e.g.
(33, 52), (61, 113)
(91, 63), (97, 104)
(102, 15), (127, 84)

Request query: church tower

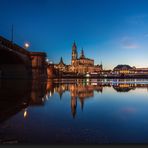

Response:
(71, 41), (78, 65)
(80, 48), (85, 59)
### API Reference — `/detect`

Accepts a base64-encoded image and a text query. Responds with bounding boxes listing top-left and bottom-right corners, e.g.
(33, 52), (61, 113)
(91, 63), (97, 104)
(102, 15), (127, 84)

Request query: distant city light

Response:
(46, 58), (49, 62)
(49, 61), (53, 64)
(86, 79), (89, 82)
(46, 58), (53, 64)
(86, 73), (90, 77)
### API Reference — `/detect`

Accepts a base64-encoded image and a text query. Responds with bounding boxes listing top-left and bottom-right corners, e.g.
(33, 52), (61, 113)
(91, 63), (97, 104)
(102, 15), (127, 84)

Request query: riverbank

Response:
(51, 75), (148, 79)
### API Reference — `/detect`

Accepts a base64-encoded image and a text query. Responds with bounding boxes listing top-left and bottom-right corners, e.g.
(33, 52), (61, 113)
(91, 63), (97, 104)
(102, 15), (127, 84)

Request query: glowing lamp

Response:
(24, 43), (30, 49)
(24, 109), (28, 118)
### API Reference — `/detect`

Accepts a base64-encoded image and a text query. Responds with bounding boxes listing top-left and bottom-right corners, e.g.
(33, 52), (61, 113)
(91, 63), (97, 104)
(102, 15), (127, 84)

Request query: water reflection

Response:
(0, 79), (47, 123)
(1, 79), (148, 122)
(1, 79), (148, 144)
(50, 81), (103, 118)
(46, 79), (148, 118)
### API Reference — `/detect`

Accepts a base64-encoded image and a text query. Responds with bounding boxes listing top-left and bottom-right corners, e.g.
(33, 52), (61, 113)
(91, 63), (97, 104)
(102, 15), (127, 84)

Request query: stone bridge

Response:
(0, 36), (47, 79)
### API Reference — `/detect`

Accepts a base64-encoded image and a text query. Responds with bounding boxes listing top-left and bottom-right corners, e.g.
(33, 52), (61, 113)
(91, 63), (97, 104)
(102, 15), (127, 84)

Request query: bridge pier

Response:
(30, 52), (47, 80)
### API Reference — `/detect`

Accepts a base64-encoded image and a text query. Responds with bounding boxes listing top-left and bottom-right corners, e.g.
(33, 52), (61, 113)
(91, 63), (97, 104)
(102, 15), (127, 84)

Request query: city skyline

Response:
(1, 0), (148, 69)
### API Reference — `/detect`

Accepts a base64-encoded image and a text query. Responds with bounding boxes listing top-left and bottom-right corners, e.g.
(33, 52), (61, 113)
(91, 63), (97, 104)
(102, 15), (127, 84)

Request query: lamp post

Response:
(24, 42), (30, 50)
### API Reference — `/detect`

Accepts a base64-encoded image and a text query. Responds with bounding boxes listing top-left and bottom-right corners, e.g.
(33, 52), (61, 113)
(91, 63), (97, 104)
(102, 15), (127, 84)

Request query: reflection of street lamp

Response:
(23, 108), (28, 118)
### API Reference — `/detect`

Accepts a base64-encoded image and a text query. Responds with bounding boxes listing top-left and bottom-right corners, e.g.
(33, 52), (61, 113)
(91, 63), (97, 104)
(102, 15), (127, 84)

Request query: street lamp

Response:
(24, 42), (30, 49)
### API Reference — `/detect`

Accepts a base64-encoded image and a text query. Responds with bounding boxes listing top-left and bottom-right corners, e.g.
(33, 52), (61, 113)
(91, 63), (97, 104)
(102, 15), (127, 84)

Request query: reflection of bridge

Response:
(0, 36), (47, 79)
(0, 79), (47, 123)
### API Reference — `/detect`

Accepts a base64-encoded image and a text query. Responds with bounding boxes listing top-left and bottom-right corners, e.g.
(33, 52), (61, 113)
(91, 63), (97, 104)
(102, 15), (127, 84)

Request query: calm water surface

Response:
(1, 79), (148, 144)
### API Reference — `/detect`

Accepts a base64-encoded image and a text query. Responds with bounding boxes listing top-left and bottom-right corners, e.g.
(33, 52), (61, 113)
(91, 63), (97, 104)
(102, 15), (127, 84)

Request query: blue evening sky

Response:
(1, 0), (148, 69)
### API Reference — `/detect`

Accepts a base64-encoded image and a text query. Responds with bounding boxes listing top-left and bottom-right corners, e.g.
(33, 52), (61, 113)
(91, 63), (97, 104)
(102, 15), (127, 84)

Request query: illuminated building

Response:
(54, 42), (103, 75)
(113, 65), (133, 74)
(113, 65), (148, 75)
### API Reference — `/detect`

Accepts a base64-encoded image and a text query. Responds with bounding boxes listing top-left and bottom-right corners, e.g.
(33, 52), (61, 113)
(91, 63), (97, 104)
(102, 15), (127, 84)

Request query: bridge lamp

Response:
(24, 43), (30, 49)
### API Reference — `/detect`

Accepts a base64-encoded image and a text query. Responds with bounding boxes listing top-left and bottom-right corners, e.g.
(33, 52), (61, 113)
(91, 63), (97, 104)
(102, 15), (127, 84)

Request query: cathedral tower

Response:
(71, 41), (78, 65)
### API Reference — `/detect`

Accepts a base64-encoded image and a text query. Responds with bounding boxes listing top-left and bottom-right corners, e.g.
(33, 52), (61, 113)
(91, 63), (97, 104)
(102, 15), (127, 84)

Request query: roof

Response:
(113, 65), (133, 71)
(135, 68), (148, 70)
(78, 57), (94, 61)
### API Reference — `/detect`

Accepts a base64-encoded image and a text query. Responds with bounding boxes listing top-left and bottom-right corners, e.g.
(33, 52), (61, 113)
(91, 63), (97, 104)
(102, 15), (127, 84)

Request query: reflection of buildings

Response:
(48, 80), (103, 118)
(46, 79), (148, 118)
(30, 80), (47, 105)
(54, 42), (103, 75)
(113, 65), (148, 75)
(69, 83), (103, 118)
(113, 65), (134, 75)
(2, 79), (146, 122)
(113, 82), (148, 92)
(46, 79), (55, 97)
(113, 84), (136, 92)
(71, 92), (77, 118)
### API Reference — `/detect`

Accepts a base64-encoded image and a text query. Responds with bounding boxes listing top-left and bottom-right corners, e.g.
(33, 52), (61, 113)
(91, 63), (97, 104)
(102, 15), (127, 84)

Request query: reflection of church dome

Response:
(113, 86), (133, 92)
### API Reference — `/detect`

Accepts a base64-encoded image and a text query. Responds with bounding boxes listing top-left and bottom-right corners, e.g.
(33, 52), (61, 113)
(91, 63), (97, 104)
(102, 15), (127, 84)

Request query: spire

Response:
(60, 57), (63, 63)
(59, 57), (64, 65)
(72, 41), (78, 62)
(100, 61), (103, 70)
(81, 48), (84, 56)
(72, 41), (77, 51)
(80, 48), (85, 59)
